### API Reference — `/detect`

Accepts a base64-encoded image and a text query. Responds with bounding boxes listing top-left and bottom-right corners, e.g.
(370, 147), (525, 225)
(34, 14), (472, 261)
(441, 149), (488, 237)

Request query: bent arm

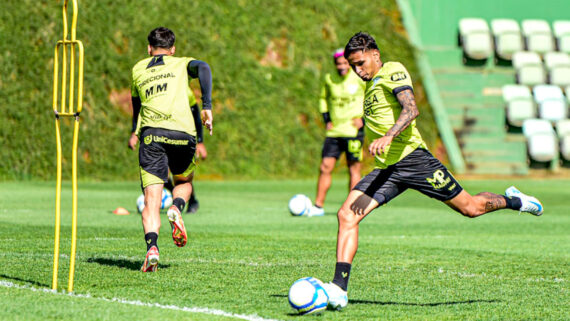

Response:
(384, 88), (419, 138)
(187, 60), (212, 110)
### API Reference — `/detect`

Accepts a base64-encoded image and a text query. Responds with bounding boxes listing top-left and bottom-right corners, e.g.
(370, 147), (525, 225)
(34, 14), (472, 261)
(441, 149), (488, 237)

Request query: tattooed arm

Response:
(369, 88), (419, 156)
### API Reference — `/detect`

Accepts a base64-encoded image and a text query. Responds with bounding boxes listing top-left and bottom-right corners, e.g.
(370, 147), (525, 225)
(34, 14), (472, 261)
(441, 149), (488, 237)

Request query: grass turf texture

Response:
(0, 179), (567, 320)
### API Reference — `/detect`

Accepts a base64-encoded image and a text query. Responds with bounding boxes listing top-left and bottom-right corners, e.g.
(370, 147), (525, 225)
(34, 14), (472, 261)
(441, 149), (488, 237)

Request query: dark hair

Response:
(344, 32), (379, 59)
(147, 27), (175, 49)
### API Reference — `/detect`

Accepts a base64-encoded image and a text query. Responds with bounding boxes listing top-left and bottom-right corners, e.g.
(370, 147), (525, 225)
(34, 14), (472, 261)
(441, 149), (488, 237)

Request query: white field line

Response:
(0, 280), (282, 321)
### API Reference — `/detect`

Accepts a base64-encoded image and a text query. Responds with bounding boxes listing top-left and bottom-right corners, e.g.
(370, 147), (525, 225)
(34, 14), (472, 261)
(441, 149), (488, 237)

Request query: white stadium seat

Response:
(553, 20), (570, 54)
(556, 119), (570, 138)
(544, 52), (570, 86)
(513, 51), (546, 85)
(533, 85), (568, 122)
(502, 84), (535, 126)
(459, 18), (493, 60)
(522, 19), (555, 55)
(522, 119), (558, 162)
(491, 19), (523, 60)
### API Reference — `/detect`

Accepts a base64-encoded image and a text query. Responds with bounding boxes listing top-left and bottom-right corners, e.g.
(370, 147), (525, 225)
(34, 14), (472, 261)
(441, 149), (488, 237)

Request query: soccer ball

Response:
(288, 194), (312, 216)
(288, 277), (329, 315)
(136, 189), (174, 213)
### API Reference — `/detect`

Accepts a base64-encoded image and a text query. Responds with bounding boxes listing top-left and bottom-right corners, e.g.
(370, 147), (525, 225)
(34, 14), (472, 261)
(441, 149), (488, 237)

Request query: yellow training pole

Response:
(52, 0), (84, 292)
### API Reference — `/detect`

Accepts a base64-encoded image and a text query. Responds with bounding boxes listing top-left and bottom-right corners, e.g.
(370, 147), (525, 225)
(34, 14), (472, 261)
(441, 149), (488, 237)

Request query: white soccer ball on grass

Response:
(288, 277), (329, 315)
(288, 194), (312, 216)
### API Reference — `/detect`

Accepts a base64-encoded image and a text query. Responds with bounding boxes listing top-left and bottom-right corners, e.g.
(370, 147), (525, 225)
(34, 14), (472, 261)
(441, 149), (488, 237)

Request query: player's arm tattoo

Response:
(385, 89), (419, 138)
(477, 192), (507, 212)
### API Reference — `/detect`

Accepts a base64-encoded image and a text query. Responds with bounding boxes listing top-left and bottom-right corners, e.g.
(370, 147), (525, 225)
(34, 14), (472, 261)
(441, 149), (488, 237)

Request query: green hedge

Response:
(0, 0), (437, 180)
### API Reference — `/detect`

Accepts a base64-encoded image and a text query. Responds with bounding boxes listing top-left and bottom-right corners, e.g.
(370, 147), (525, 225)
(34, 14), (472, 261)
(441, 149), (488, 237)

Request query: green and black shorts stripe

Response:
(139, 127), (196, 188)
(354, 148), (463, 206)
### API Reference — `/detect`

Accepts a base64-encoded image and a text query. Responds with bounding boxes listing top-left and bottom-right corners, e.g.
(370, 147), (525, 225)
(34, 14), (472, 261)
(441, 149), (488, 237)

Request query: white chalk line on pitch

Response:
(0, 280), (282, 321)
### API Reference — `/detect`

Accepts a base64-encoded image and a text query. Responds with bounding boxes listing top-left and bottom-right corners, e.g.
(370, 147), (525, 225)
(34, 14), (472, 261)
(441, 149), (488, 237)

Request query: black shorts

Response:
(139, 127), (196, 188)
(353, 148), (463, 205)
(322, 131), (365, 162)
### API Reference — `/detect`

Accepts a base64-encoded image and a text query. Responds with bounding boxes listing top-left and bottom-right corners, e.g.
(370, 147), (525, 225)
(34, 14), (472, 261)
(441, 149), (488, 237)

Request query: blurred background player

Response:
(311, 48), (366, 216)
(133, 87), (208, 214)
(129, 27), (213, 272)
(323, 32), (544, 309)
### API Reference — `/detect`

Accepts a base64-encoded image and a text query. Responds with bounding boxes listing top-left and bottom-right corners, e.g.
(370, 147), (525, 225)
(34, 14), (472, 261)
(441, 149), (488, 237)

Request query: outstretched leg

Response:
(445, 187), (543, 217)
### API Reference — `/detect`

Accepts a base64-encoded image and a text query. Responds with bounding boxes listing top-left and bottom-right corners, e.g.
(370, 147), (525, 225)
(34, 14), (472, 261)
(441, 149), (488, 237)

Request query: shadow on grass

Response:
(86, 257), (170, 271)
(272, 294), (499, 307)
(0, 274), (49, 287)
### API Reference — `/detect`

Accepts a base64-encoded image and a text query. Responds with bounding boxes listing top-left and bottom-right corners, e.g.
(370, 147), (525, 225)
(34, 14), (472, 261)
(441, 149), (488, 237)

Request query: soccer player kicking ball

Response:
(322, 32), (543, 309)
(129, 27), (213, 272)
(311, 49), (366, 216)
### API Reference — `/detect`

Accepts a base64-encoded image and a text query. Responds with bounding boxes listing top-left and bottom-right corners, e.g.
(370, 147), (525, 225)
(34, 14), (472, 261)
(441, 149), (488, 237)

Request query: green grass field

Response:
(0, 178), (567, 320)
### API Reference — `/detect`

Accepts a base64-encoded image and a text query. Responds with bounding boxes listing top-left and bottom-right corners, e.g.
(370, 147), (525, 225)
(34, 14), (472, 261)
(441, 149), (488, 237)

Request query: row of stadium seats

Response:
(523, 118), (570, 162)
(514, 51), (570, 86)
(504, 84), (570, 126)
(458, 18), (570, 61)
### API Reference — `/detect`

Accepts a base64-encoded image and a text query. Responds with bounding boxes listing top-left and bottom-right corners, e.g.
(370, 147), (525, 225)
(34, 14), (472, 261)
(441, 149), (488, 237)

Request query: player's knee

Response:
(320, 163), (334, 174)
(337, 207), (358, 227)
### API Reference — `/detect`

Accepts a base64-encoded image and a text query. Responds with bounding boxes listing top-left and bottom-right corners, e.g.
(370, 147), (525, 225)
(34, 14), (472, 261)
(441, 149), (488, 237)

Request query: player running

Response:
(131, 87), (208, 214)
(129, 27), (213, 272)
(322, 32), (543, 309)
(310, 49), (366, 216)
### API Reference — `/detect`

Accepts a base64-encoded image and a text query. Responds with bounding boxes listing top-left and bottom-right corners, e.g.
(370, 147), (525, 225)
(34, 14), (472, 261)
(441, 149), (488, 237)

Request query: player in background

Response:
(129, 27), (213, 272)
(132, 87), (208, 214)
(322, 32), (543, 309)
(310, 49), (366, 216)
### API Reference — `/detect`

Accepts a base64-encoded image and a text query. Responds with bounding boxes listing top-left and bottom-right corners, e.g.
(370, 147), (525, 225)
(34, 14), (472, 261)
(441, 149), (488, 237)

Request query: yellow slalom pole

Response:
(52, 0), (84, 292)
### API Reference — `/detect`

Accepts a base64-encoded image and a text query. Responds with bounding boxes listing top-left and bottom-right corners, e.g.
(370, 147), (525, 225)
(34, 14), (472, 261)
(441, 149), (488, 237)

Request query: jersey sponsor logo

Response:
(364, 94), (379, 116)
(348, 139), (362, 159)
(145, 134), (189, 145)
(390, 72), (407, 82)
(145, 82), (168, 99)
(144, 106), (172, 122)
(426, 169), (451, 190)
(139, 72), (176, 88)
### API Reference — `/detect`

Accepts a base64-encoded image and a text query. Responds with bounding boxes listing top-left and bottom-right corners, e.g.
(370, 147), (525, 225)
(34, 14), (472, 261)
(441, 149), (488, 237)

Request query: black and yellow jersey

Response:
(131, 55), (196, 136)
(363, 62), (426, 168)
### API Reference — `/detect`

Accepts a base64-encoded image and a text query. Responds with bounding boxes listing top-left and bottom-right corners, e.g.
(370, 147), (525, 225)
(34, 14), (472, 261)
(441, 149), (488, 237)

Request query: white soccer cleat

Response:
(505, 186), (543, 216)
(322, 282), (348, 310)
(306, 206), (325, 217)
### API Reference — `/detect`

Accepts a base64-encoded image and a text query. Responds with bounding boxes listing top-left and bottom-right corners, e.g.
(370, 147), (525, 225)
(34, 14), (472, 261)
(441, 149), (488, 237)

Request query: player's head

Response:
(343, 32), (382, 81)
(332, 48), (350, 77)
(147, 27), (176, 56)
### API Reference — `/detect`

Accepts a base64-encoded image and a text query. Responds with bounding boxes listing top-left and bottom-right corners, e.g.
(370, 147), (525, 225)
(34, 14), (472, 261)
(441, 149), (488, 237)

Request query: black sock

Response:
(503, 195), (522, 210)
(332, 262), (351, 291)
(173, 197), (186, 212)
(315, 205), (322, 209)
(145, 232), (158, 251)
(189, 192), (196, 204)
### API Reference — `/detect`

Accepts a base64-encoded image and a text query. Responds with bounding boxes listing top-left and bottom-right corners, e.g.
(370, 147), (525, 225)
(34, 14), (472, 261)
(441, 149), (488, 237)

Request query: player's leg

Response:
(315, 157), (336, 207)
(166, 131), (197, 247)
(138, 128), (170, 272)
(445, 188), (543, 217)
(186, 183), (199, 213)
(403, 148), (543, 217)
(347, 160), (361, 190)
(325, 168), (405, 310)
(141, 183), (162, 272)
(313, 137), (341, 215)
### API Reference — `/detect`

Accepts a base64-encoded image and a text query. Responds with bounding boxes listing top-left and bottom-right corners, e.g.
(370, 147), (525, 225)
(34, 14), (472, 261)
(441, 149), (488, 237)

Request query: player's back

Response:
(131, 55), (196, 136)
